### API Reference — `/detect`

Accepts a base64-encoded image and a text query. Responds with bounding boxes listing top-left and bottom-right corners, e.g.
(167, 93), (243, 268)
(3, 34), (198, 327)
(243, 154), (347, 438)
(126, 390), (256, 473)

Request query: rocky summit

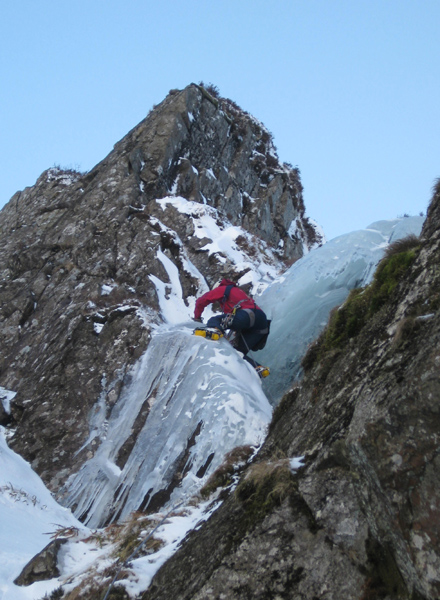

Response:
(0, 83), (319, 501)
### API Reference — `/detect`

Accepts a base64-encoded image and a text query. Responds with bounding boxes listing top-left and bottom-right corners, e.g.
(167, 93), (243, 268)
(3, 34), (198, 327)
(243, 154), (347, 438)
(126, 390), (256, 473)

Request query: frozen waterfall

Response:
(61, 324), (272, 528)
(256, 217), (424, 402)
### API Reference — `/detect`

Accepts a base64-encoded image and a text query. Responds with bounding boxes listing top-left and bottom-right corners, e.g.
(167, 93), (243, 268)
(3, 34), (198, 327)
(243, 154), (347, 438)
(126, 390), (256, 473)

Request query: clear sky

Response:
(1, 0), (439, 241)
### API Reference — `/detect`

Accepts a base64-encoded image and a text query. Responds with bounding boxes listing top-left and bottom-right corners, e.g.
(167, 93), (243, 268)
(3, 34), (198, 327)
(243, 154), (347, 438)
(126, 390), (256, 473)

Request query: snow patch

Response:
(155, 196), (280, 295)
(101, 283), (116, 296)
(289, 456), (305, 472)
(149, 249), (191, 324)
(0, 428), (87, 600)
(94, 322), (104, 334)
(118, 500), (220, 597)
(0, 387), (16, 414)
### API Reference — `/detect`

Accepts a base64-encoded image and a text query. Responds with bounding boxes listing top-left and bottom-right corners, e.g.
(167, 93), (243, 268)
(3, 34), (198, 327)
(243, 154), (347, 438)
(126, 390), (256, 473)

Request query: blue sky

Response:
(1, 0), (439, 240)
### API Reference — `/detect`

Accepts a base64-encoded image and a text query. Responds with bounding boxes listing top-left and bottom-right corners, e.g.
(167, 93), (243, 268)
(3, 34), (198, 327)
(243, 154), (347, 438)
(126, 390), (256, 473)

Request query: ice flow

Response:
(60, 217), (423, 527)
(256, 217), (424, 401)
(61, 325), (272, 528)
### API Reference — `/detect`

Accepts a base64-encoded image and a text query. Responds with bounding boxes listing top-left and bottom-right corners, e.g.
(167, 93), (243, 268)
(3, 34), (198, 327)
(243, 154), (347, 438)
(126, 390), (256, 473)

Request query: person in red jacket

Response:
(194, 279), (269, 362)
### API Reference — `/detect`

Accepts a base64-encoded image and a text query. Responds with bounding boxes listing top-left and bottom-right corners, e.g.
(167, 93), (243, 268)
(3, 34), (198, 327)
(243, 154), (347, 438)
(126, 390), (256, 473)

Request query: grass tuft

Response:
(235, 460), (296, 525)
(200, 445), (254, 498)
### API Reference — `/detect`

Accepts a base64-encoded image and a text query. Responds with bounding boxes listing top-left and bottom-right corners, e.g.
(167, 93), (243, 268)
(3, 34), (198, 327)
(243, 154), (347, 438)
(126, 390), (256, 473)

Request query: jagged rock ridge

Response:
(0, 84), (319, 502)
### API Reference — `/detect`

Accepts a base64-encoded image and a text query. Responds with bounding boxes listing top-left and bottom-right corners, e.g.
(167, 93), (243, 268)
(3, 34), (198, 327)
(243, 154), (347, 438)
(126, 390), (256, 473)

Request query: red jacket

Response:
(194, 283), (259, 319)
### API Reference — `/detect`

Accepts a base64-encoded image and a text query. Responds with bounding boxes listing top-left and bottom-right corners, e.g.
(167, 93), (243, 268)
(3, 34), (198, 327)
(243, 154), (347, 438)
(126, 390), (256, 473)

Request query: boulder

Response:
(14, 538), (67, 586)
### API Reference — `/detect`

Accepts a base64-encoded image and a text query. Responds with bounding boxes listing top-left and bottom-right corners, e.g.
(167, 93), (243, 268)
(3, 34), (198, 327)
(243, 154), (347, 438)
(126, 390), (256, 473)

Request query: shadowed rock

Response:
(14, 538), (67, 586)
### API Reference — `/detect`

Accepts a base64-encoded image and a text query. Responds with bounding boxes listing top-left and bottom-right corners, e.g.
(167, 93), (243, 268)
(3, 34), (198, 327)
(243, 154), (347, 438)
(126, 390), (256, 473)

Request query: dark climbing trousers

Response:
(207, 308), (268, 366)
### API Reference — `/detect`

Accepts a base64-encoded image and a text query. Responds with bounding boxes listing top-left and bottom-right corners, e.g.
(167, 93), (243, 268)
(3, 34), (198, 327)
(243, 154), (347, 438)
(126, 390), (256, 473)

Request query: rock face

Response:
(141, 184), (440, 599)
(0, 85), (318, 498)
(14, 538), (67, 586)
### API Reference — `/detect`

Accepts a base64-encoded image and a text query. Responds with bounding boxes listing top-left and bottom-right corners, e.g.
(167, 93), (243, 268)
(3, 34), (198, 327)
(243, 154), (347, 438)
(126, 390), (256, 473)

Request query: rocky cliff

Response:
(3, 83), (438, 600)
(140, 181), (440, 600)
(0, 84), (319, 500)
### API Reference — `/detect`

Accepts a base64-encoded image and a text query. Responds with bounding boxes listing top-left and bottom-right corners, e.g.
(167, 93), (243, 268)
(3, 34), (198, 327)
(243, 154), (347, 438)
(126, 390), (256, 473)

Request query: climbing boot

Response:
(194, 327), (224, 341)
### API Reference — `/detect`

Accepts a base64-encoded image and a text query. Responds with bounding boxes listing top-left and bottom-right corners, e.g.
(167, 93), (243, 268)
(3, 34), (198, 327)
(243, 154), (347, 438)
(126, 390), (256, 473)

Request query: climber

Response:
(193, 279), (270, 368)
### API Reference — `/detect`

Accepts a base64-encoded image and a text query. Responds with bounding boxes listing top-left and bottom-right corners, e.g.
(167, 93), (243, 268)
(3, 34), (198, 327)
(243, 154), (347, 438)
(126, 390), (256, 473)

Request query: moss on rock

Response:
(303, 236), (421, 371)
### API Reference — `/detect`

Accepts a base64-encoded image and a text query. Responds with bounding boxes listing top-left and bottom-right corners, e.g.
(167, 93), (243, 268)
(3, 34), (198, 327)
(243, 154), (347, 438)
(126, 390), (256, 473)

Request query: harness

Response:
(221, 285), (249, 327)
(221, 285), (270, 336)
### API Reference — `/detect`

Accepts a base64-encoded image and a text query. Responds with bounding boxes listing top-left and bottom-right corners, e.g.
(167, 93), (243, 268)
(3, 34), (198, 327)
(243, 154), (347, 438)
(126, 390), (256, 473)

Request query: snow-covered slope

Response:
(152, 195), (284, 296)
(0, 428), (87, 599)
(0, 424), (226, 599)
(256, 217), (425, 401)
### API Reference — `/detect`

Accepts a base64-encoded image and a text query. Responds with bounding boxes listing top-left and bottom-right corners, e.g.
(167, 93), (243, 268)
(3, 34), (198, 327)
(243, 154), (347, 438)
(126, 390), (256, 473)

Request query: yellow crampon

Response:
(256, 365), (270, 378)
(194, 327), (224, 341)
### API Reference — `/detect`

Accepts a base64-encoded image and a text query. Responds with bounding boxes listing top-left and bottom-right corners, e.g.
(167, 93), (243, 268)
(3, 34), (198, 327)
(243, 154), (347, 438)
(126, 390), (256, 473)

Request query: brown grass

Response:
(200, 445), (254, 498)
